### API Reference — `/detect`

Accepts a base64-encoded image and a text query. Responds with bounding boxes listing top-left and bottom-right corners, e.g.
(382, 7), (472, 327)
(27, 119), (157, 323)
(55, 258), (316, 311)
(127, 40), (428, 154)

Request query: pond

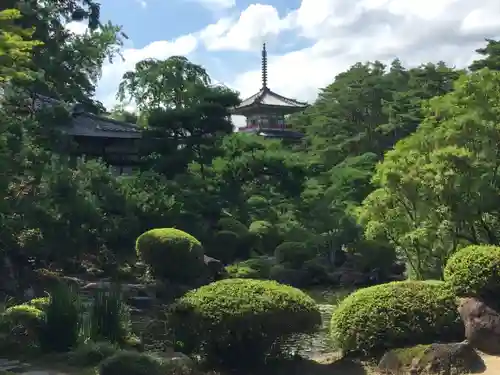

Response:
(286, 288), (354, 359)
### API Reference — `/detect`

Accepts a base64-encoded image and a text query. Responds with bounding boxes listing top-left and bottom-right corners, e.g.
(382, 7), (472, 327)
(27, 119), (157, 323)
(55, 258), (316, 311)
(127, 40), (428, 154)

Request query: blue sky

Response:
(66, 0), (500, 116)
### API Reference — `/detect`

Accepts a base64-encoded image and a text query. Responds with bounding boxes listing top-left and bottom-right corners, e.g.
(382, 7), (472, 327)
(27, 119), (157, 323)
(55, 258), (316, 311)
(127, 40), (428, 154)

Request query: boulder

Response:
(458, 297), (500, 355)
(379, 342), (484, 375)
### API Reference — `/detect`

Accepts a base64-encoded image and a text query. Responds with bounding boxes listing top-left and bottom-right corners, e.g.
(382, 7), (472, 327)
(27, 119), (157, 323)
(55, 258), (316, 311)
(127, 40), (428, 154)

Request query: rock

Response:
(156, 349), (196, 373)
(409, 342), (483, 375)
(378, 342), (484, 375)
(458, 297), (500, 355)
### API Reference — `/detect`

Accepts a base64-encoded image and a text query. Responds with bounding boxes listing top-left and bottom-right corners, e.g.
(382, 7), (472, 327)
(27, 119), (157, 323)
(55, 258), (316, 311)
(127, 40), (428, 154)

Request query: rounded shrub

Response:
(3, 304), (44, 332)
(28, 297), (50, 311)
(168, 278), (321, 366)
(330, 281), (462, 356)
(274, 241), (313, 268)
(135, 228), (205, 282)
(98, 351), (164, 375)
(207, 230), (240, 263)
(217, 218), (248, 236)
(444, 245), (500, 300)
(68, 341), (119, 367)
(225, 257), (273, 279)
(249, 220), (281, 253)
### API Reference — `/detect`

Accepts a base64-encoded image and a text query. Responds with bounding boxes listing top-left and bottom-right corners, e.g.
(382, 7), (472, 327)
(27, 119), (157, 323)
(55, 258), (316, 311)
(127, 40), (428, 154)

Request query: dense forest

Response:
(1, 0), (500, 289)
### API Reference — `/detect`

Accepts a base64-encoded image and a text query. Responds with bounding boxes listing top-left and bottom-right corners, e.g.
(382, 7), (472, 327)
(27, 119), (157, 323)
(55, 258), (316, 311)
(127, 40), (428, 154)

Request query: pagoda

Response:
(232, 43), (308, 139)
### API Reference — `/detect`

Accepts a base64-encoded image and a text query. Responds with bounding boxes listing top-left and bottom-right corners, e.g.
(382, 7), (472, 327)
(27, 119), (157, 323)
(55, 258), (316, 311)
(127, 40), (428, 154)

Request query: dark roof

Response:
(63, 112), (141, 139)
(31, 94), (141, 139)
(232, 87), (308, 114)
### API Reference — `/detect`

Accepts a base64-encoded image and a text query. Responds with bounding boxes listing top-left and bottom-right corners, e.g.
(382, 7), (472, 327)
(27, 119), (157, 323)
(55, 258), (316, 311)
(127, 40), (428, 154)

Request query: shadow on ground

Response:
(254, 357), (370, 375)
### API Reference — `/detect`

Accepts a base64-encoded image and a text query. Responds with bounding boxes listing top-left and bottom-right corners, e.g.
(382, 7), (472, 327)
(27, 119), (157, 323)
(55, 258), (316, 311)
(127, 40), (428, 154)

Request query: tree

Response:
(358, 68), (500, 279)
(469, 39), (500, 72)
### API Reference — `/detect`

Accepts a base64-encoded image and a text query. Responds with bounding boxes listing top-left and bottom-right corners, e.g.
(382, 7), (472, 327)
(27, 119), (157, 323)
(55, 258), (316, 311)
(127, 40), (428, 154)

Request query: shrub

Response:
(68, 341), (119, 367)
(28, 297), (50, 311)
(38, 284), (81, 352)
(330, 281), (462, 356)
(98, 351), (164, 375)
(168, 278), (321, 367)
(90, 288), (130, 344)
(217, 218), (248, 237)
(444, 245), (500, 301)
(207, 230), (241, 263)
(3, 304), (44, 334)
(135, 228), (205, 282)
(249, 220), (282, 253)
(274, 242), (314, 268)
(269, 264), (309, 287)
(225, 257), (273, 279)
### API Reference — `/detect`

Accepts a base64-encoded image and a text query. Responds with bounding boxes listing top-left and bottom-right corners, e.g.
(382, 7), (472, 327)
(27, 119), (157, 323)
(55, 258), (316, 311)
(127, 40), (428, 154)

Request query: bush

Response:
(3, 304), (44, 334)
(98, 351), (164, 375)
(274, 242), (314, 268)
(269, 264), (309, 287)
(330, 281), (462, 356)
(168, 278), (321, 367)
(207, 230), (241, 263)
(38, 284), (81, 352)
(90, 288), (130, 344)
(444, 245), (500, 301)
(249, 220), (281, 253)
(28, 297), (50, 311)
(217, 217), (248, 236)
(68, 341), (119, 367)
(225, 257), (273, 279)
(135, 228), (205, 283)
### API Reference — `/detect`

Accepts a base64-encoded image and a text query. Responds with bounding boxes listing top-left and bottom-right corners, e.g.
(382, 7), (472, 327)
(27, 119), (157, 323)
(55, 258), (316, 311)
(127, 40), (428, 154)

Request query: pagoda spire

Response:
(261, 43), (268, 89)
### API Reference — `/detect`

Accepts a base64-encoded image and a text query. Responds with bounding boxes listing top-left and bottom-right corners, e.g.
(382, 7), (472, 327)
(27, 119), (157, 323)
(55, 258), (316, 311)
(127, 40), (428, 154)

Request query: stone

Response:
(378, 342), (484, 375)
(458, 297), (500, 355)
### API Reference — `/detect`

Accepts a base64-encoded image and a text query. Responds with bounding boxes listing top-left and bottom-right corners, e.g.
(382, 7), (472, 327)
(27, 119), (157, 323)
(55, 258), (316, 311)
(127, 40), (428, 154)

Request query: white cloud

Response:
(199, 4), (290, 50)
(91, 0), (500, 123)
(189, 0), (235, 10)
(136, 0), (147, 8)
(65, 21), (88, 35)
(217, 0), (500, 106)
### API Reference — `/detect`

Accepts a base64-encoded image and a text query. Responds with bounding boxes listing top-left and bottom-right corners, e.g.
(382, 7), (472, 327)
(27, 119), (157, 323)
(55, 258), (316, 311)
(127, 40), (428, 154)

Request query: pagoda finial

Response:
(261, 42), (268, 89)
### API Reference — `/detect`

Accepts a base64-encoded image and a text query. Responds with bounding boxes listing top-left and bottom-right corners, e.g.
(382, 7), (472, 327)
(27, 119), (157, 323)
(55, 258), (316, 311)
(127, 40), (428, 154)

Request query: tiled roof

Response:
(31, 94), (141, 138)
(65, 112), (141, 138)
(234, 87), (308, 111)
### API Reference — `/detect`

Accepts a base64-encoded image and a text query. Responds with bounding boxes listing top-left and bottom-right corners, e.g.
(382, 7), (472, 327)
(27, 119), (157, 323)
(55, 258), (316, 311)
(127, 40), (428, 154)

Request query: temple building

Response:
(232, 43), (308, 139)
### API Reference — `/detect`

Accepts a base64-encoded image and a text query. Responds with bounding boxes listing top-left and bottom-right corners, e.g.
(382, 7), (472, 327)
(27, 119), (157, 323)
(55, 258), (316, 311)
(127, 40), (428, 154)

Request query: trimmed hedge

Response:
(99, 351), (164, 375)
(135, 228), (204, 282)
(217, 218), (248, 237)
(249, 220), (281, 253)
(330, 281), (462, 356)
(444, 245), (500, 300)
(225, 257), (273, 279)
(168, 278), (321, 366)
(274, 241), (314, 268)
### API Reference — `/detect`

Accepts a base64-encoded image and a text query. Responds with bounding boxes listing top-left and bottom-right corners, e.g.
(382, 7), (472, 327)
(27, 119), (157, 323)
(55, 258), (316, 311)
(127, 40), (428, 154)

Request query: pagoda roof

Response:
(233, 87), (308, 112)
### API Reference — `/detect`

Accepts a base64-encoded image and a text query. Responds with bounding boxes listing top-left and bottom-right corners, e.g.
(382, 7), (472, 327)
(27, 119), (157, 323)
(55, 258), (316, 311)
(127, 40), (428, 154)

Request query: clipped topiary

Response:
(330, 281), (463, 356)
(249, 220), (282, 253)
(28, 297), (50, 311)
(207, 230), (240, 263)
(274, 241), (314, 268)
(136, 228), (204, 282)
(168, 278), (321, 366)
(217, 217), (249, 237)
(225, 257), (273, 279)
(444, 245), (500, 301)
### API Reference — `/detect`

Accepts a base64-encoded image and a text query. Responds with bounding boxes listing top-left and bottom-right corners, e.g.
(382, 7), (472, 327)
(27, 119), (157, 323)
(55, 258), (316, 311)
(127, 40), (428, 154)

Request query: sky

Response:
(66, 0), (500, 126)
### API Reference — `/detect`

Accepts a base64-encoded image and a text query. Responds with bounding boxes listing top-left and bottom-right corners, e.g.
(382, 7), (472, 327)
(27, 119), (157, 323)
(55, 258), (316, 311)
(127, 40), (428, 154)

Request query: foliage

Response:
(444, 245), (500, 301)
(38, 284), (81, 352)
(168, 278), (321, 366)
(330, 281), (462, 356)
(3, 304), (44, 332)
(89, 288), (130, 344)
(135, 228), (205, 282)
(274, 241), (314, 268)
(358, 68), (500, 279)
(28, 297), (50, 311)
